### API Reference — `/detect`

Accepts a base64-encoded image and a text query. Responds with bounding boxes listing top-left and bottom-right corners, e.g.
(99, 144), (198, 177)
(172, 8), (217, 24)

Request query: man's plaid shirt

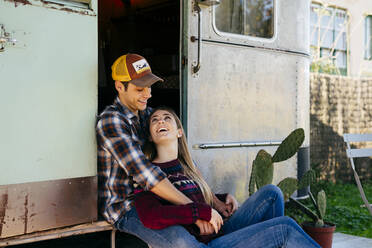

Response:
(96, 97), (166, 224)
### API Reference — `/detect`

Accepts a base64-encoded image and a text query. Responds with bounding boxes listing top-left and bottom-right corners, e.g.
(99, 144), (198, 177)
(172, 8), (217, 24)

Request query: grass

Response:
(285, 180), (372, 238)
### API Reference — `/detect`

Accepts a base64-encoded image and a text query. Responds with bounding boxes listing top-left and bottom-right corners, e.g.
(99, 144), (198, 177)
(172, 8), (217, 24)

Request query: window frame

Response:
(43, 0), (91, 9)
(212, 0), (277, 43)
(310, 2), (348, 75)
(365, 15), (372, 60)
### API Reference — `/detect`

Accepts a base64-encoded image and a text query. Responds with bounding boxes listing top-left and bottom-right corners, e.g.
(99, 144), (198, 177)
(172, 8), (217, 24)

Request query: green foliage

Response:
(311, 60), (339, 75)
(277, 170), (316, 201)
(286, 181), (372, 238)
(248, 160), (257, 196)
(277, 178), (298, 201)
(317, 190), (326, 221)
(289, 190), (327, 227)
(298, 169), (316, 190)
(272, 128), (305, 163)
(249, 128), (311, 200)
(254, 150), (273, 189)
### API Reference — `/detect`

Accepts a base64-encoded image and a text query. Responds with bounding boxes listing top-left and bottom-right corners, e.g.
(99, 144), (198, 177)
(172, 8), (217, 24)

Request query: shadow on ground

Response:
(8, 231), (148, 248)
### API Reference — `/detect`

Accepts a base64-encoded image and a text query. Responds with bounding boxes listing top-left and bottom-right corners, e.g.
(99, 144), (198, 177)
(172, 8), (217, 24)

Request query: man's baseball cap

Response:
(111, 54), (164, 87)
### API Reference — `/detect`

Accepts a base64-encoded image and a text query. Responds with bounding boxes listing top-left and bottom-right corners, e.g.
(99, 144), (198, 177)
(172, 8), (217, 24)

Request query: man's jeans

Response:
(115, 184), (320, 248)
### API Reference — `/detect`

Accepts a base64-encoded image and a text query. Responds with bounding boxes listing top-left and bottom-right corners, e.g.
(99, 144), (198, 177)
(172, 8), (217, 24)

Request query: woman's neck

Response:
(153, 142), (178, 163)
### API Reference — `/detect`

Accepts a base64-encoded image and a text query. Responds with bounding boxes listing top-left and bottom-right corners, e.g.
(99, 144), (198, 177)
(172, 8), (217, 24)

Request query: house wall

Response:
(310, 73), (372, 182)
(313, 0), (372, 77)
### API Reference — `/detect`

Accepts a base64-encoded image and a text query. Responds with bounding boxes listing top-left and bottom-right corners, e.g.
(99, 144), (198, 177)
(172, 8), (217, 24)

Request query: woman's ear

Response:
(177, 129), (183, 138)
(148, 135), (153, 142)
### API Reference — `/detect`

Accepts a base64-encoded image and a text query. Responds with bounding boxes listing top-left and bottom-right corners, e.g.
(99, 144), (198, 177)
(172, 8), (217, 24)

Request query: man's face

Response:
(118, 82), (152, 114)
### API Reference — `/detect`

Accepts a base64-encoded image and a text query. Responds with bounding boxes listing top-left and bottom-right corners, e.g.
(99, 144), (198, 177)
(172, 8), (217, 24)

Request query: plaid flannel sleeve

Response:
(97, 114), (166, 190)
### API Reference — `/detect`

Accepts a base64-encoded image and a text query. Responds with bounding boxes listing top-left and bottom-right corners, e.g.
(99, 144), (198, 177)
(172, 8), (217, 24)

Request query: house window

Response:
(310, 3), (348, 75)
(365, 16), (372, 60)
(214, 0), (274, 39)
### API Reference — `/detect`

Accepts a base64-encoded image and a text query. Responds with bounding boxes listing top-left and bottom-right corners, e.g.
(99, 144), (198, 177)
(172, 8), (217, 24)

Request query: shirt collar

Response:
(114, 97), (147, 125)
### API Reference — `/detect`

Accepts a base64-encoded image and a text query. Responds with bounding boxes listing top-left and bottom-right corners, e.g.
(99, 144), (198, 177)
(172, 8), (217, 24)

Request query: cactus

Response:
(289, 190), (327, 227)
(277, 178), (298, 201)
(254, 150), (273, 189)
(272, 128), (305, 163)
(298, 169), (316, 190)
(249, 128), (312, 200)
(276, 169), (316, 201)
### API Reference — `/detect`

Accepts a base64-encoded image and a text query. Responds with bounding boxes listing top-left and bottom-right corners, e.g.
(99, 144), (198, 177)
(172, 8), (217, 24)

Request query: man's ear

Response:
(115, 81), (124, 93)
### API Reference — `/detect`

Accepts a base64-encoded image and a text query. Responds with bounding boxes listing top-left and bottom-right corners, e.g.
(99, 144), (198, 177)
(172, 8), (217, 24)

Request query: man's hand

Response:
(213, 196), (230, 218)
(225, 194), (239, 215)
(213, 194), (239, 217)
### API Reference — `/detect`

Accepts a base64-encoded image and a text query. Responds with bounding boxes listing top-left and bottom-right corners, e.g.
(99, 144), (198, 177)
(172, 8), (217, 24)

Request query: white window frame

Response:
(44, 0), (91, 9)
(310, 2), (348, 75)
(212, 0), (277, 43)
(365, 15), (372, 60)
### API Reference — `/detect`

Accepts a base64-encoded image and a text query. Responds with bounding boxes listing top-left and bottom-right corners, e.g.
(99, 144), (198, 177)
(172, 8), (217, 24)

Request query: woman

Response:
(132, 106), (320, 248)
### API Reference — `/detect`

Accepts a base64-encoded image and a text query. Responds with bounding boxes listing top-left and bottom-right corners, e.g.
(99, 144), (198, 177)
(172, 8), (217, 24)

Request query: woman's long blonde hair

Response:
(144, 106), (214, 206)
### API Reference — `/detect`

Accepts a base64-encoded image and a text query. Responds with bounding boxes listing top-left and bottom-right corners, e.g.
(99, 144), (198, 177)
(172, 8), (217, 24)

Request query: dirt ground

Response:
(8, 231), (148, 248)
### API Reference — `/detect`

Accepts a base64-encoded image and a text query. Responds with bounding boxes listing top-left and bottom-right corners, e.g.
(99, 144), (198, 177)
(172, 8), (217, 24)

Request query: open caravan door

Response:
(183, 0), (310, 201)
(0, 0), (97, 238)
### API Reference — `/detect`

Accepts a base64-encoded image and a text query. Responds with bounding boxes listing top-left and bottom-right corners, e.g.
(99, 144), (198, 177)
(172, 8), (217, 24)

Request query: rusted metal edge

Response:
(4, 0), (31, 7)
(0, 176), (97, 238)
(4, 0), (97, 16)
(0, 221), (113, 247)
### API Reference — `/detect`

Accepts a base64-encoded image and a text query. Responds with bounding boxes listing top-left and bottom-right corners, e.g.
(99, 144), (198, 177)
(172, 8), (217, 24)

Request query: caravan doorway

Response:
(98, 0), (181, 115)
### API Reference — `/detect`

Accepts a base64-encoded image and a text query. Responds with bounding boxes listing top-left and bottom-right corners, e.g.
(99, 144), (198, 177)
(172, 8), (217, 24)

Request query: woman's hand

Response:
(195, 219), (214, 235)
(195, 209), (223, 235)
(209, 208), (223, 233)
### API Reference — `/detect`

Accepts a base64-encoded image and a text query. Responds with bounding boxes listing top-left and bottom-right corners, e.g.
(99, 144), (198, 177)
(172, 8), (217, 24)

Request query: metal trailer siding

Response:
(0, 0), (98, 238)
(186, 0), (310, 201)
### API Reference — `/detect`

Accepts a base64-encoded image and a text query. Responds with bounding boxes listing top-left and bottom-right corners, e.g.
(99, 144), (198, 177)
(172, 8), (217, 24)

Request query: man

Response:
(96, 54), (228, 247)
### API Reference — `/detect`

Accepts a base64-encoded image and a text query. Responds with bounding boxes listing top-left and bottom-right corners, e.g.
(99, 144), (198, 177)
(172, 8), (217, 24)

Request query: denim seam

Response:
(121, 216), (176, 247)
(246, 196), (274, 224)
(281, 223), (289, 248)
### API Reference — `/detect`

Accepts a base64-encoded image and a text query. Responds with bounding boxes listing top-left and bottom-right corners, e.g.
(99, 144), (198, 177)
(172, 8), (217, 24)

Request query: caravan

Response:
(0, 0), (310, 245)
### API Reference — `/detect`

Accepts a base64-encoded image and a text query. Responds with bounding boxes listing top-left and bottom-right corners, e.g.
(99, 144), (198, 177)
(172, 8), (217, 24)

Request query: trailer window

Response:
(214, 0), (274, 38)
(44, 0), (91, 9)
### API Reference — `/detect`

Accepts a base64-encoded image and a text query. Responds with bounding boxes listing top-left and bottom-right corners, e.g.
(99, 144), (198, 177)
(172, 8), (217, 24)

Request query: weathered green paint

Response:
(0, 0), (98, 185)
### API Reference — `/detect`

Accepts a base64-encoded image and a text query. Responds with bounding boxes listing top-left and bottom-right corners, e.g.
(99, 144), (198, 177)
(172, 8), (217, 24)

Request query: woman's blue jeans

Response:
(115, 184), (320, 248)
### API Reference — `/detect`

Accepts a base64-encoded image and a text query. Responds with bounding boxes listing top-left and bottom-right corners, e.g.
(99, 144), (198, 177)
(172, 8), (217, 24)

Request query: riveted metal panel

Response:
(186, 0), (310, 200)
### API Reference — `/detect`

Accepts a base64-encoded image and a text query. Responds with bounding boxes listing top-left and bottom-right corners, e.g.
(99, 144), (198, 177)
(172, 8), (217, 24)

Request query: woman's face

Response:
(149, 110), (182, 145)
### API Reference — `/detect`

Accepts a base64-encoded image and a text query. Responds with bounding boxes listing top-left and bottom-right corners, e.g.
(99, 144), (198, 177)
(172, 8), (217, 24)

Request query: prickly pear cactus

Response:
(298, 170), (316, 190)
(277, 177), (298, 201)
(317, 190), (326, 221)
(272, 128), (305, 163)
(248, 128), (311, 197)
(315, 219), (324, 227)
(248, 160), (257, 196)
(309, 190), (326, 227)
(254, 150), (273, 189)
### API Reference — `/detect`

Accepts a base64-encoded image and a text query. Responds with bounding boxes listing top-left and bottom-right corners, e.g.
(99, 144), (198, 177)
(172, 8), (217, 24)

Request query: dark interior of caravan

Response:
(98, 0), (181, 115)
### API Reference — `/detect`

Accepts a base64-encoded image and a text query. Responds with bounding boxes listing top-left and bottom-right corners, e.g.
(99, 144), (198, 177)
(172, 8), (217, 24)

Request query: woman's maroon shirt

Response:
(134, 159), (226, 243)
